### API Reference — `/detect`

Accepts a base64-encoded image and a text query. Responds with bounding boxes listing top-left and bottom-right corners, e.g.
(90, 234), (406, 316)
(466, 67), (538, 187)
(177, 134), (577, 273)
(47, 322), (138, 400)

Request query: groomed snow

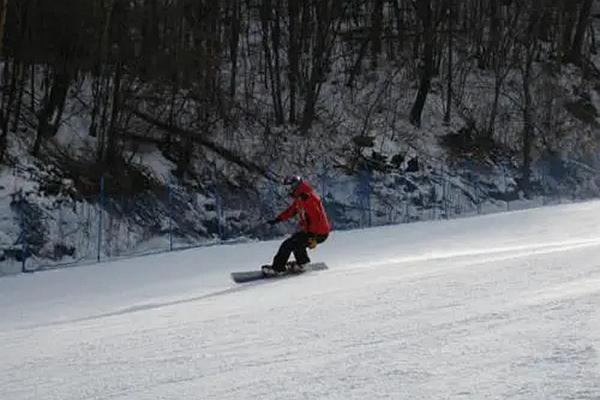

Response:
(2, 201), (600, 399)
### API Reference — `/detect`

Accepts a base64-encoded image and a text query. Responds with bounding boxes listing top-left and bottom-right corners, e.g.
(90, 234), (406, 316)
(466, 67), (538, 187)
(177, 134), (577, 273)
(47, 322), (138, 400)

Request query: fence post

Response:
(502, 164), (510, 211)
(476, 183), (482, 214)
(319, 169), (331, 227)
(168, 182), (173, 251)
(97, 175), (105, 262)
(20, 201), (29, 273)
(215, 186), (224, 240)
(358, 167), (372, 228)
(442, 167), (448, 219)
(367, 170), (372, 227)
(431, 185), (437, 220)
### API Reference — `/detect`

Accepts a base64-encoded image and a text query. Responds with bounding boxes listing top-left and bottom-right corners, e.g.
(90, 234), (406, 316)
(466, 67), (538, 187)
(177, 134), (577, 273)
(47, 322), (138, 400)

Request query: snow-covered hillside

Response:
(5, 8), (600, 273)
(1, 201), (600, 399)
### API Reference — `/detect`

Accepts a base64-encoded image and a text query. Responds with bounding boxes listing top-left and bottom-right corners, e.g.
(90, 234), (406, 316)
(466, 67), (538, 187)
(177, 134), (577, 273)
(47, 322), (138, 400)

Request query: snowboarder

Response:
(262, 175), (331, 275)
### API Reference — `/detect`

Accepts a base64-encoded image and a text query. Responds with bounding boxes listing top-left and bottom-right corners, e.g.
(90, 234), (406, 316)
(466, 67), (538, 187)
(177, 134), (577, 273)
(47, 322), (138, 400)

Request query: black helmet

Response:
(283, 175), (302, 195)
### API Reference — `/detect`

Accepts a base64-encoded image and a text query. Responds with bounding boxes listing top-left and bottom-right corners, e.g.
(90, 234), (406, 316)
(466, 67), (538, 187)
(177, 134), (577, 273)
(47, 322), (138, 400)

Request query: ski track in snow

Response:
(2, 201), (600, 399)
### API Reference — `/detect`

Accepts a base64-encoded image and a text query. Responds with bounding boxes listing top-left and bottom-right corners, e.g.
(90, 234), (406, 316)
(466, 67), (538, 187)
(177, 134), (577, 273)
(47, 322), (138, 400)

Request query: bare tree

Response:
(487, 2), (523, 138)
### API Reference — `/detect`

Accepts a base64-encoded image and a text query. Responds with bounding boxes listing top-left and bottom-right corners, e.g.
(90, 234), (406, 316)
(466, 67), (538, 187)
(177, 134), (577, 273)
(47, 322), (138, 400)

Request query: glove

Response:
(267, 218), (279, 226)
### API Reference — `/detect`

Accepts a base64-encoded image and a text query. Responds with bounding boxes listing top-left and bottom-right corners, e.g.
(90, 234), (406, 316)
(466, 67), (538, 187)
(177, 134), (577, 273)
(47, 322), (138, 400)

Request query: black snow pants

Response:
(272, 231), (328, 271)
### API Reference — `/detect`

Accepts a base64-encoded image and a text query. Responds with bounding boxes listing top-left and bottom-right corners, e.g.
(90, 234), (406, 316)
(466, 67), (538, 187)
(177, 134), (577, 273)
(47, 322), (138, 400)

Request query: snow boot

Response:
(261, 264), (286, 276)
(286, 261), (307, 273)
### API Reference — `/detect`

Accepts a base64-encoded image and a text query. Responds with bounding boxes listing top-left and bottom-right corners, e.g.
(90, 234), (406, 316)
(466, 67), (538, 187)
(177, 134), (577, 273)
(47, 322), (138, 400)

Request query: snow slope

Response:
(2, 201), (600, 399)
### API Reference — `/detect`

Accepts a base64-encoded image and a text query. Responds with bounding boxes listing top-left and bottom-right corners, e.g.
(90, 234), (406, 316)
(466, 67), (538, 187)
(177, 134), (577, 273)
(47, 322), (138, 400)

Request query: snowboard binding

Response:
(261, 261), (306, 276)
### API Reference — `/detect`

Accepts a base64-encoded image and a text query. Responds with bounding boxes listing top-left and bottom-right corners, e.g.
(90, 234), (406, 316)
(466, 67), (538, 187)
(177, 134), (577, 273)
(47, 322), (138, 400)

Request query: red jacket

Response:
(276, 181), (331, 235)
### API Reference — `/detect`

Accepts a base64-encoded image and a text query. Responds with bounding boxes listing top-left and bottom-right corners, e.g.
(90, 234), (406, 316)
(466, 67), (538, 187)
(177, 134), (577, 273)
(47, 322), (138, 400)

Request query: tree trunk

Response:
(229, 0), (241, 99)
(104, 62), (123, 165)
(299, 0), (339, 135)
(487, 73), (502, 138)
(487, 0), (500, 69)
(520, 8), (541, 194)
(96, 73), (112, 162)
(0, 0), (10, 163)
(370, 0), (383, 68)
(259, 0), (284, 125)
(0, 0), (8, 58)
(521, 53), (534, 194)
(271, 0), (284, 125)
(444, 1), (453, 125)
(142, 0), (159, 77)
(33, 67), (70, 156)
(287, 0), (300, 124)
(391, 0), (405, 54)
(568, 0), (593, 64)
(89, 72), (102, 138)
(92, 0), (116, 158)
(0, 60), (16, 162)
(561, 1), (578, 61)
(346, 37), (370, 88)
(29, 64), (35, 113)
(409, 0), (434, 128)
(11, 62), (25, 133)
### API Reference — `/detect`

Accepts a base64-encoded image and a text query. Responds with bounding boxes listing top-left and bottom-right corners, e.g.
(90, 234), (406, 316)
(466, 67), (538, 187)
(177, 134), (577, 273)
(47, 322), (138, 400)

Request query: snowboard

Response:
(231, 262), (328, 284)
